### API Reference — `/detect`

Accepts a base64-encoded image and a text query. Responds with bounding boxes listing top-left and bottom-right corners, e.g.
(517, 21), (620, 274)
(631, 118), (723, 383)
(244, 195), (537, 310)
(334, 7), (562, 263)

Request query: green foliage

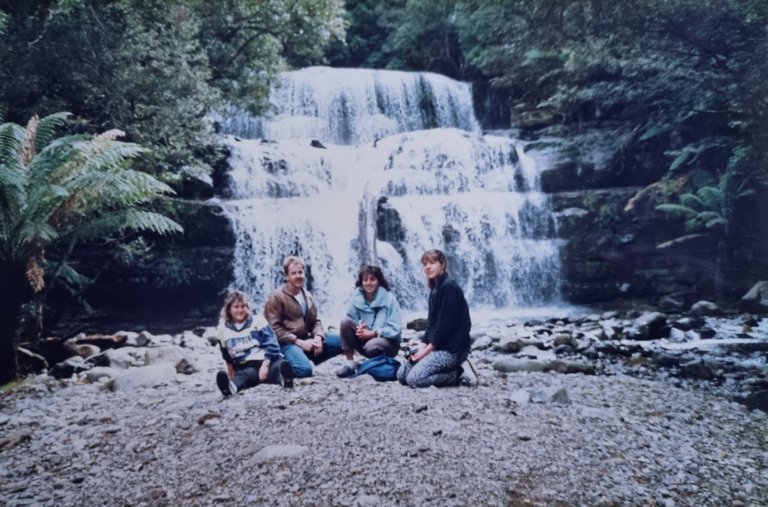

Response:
(0, 1), (222, 180)
(326, 0), (406, 68)
(387, 0), (463, 77)
(0, 0), (346, 178)
(0, 112), (182, 381)
(155, 255), (193, 288)
(0, 112), (182, 266)
(655, 163), (754, 249)
(193, 0), (346, 114)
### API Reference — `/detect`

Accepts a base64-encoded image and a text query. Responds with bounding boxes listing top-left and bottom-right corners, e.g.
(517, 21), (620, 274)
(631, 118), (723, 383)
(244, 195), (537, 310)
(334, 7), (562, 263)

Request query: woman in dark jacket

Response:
(397, 249), (475, 387)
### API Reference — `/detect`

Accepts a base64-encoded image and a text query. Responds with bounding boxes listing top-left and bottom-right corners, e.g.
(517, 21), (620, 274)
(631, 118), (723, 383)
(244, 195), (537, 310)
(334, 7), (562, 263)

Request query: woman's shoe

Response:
(335, 362), (357, 378)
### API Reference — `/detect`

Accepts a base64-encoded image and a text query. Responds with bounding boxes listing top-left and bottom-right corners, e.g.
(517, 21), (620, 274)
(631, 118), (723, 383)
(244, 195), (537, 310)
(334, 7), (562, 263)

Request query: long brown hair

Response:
(421, 248), (447, 289)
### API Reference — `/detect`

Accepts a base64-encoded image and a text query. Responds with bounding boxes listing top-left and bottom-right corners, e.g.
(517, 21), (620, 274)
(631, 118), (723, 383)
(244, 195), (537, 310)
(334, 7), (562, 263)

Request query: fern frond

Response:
(655, 203), (696, 217)
(697, 186), (722, 208)
(67, 168), (175, 211)
(0, 122), (27, 169)
(657, 233), (705, 249)
(70, 209), (183, 240)
(15, 219), (59, 254)
(34, 112), (72, 151)
(704, 217), (727, 229)
(678, 193), (704, 209)
(73, 138), (146, 175)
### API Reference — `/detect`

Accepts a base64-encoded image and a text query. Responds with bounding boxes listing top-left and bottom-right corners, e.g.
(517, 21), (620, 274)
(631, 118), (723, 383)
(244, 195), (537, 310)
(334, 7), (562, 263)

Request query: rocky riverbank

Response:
(2, 306), (767, 506)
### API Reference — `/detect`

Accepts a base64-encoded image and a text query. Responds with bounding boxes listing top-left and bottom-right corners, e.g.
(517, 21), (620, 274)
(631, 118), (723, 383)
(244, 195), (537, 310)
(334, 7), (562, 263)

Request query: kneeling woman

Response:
(216, 290), (293, 396)
(398, 249), (471, 388)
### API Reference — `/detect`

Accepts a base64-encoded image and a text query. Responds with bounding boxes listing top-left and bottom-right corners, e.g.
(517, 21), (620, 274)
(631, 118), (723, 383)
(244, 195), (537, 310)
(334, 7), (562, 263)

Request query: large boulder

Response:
(740, 281), (768, 314)
(106, 364), (176, 392)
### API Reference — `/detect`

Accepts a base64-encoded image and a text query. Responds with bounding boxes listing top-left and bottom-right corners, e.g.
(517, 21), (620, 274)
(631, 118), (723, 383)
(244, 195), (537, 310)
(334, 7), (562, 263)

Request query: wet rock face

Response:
(519, 124), (765, 307)
(52, 199), (235, 335)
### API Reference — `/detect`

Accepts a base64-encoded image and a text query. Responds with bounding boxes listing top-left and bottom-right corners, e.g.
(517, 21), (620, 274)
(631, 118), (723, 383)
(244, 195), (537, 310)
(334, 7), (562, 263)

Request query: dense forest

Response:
(1, 0), (767, 383)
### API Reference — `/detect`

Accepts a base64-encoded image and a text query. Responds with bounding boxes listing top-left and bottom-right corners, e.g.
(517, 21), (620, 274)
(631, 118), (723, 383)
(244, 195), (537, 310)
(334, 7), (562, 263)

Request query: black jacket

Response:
(422, 273), (471, 354)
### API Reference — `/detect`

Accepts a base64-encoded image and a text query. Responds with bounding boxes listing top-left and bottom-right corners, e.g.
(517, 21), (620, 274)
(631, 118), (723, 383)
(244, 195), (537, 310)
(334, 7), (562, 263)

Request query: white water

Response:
(217, 66), (480, 144)
(218, 67), (565, 321)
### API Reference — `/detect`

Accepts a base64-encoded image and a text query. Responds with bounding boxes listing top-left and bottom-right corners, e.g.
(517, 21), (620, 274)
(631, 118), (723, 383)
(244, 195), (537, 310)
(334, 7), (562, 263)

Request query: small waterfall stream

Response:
(217, 66), (563, 319)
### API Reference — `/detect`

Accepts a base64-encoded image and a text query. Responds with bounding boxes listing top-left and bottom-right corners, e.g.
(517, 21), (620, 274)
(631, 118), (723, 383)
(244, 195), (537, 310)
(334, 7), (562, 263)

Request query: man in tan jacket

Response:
(264, 256), (342, 378)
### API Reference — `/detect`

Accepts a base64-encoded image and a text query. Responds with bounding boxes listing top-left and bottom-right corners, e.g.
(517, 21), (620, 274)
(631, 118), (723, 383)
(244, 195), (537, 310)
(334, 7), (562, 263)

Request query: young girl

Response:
(216, 290), (293, 396)
(397, 249), (475, 387)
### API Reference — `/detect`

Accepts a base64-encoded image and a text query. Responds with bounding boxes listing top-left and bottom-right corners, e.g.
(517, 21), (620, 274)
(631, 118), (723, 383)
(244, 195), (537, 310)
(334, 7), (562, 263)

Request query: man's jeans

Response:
(280, 333), (343, 378)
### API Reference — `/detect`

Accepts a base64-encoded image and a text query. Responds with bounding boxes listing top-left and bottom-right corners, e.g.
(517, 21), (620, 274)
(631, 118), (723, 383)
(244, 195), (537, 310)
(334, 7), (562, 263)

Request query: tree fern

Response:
(0, 112), (183, 384)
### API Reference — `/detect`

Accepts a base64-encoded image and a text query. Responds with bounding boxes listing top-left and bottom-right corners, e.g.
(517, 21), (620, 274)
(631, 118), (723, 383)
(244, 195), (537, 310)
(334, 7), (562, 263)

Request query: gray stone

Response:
(106, 364), (176, 392)
(740, 281), (768, 314)
(251, 445), (308, 463)
(516, 345), (556, 361)
(470, 335), (493, 350)
(50, 356), (91, 378)
(136, 331), (154, 347)
(529, 386), (570, 404)
(689, 300), (722, 316)
(492, 357), (546, 373)
(16, 346), (48, 374)
(80, 366), (119, 383)
(679, 360), (716, 381)
(544, 360), (596, 375)
(175, 358), (198, 375)
(508, 388), (530, 405)
(628, 312), (669, 340)
(144, 345), (188, 365)
(102, 347), (145, 369)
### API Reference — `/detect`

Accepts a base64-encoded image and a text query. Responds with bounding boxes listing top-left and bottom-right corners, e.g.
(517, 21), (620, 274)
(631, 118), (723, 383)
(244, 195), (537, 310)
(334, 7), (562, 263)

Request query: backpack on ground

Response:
(353, 355), (400, 382)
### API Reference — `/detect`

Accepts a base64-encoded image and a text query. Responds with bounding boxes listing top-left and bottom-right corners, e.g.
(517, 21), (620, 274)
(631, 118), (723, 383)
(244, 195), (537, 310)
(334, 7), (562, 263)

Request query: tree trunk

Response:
(0, 266), (27, 385)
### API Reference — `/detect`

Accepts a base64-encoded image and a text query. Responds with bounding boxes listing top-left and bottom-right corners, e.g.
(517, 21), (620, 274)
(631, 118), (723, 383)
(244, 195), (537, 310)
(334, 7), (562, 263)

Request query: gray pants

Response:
(340, 318), (399, 358)
(397, 349), (468, 388)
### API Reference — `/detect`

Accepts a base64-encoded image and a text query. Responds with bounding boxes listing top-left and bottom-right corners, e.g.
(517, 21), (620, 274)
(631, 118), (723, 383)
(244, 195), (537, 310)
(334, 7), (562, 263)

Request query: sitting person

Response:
(336, 265), (403, 378)
(397, 249), (476, 388)
(215, 290), (294, 397)
(264, 255), (342, 378)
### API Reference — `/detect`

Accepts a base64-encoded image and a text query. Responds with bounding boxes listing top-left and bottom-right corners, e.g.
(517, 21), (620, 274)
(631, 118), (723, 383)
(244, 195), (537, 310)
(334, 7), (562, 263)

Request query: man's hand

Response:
(311, 336), (324, 355)
(297, 338), (314, 353)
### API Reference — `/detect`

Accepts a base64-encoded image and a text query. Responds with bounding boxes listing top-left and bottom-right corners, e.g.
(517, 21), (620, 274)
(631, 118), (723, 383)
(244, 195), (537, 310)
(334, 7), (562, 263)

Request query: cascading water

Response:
(217, 66), (480, 144)
(217, 66), (563, 320)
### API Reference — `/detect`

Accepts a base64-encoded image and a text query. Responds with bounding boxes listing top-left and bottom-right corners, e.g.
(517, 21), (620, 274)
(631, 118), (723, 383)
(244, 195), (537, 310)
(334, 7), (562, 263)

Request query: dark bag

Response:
(353, 355), (400, 382)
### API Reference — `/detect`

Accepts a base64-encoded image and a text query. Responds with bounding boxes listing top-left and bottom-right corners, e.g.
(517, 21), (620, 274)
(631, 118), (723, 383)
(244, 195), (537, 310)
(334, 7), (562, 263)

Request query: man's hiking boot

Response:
(280, 361), (295, 389)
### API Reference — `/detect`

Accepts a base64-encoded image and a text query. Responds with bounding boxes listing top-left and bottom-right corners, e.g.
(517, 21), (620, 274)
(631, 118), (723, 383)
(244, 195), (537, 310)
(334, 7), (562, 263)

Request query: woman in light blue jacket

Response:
(336, 265), (403, 378)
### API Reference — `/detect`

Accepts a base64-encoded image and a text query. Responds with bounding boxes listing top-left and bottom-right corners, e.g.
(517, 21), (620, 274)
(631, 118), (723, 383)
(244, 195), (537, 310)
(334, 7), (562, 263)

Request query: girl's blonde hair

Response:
(219, 290), (250, 323)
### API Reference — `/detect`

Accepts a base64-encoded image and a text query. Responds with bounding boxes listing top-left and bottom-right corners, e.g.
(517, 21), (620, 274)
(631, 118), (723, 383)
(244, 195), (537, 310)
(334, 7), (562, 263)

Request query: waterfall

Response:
(217, 67), (562, 320)
(217, 66), (480, 144)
